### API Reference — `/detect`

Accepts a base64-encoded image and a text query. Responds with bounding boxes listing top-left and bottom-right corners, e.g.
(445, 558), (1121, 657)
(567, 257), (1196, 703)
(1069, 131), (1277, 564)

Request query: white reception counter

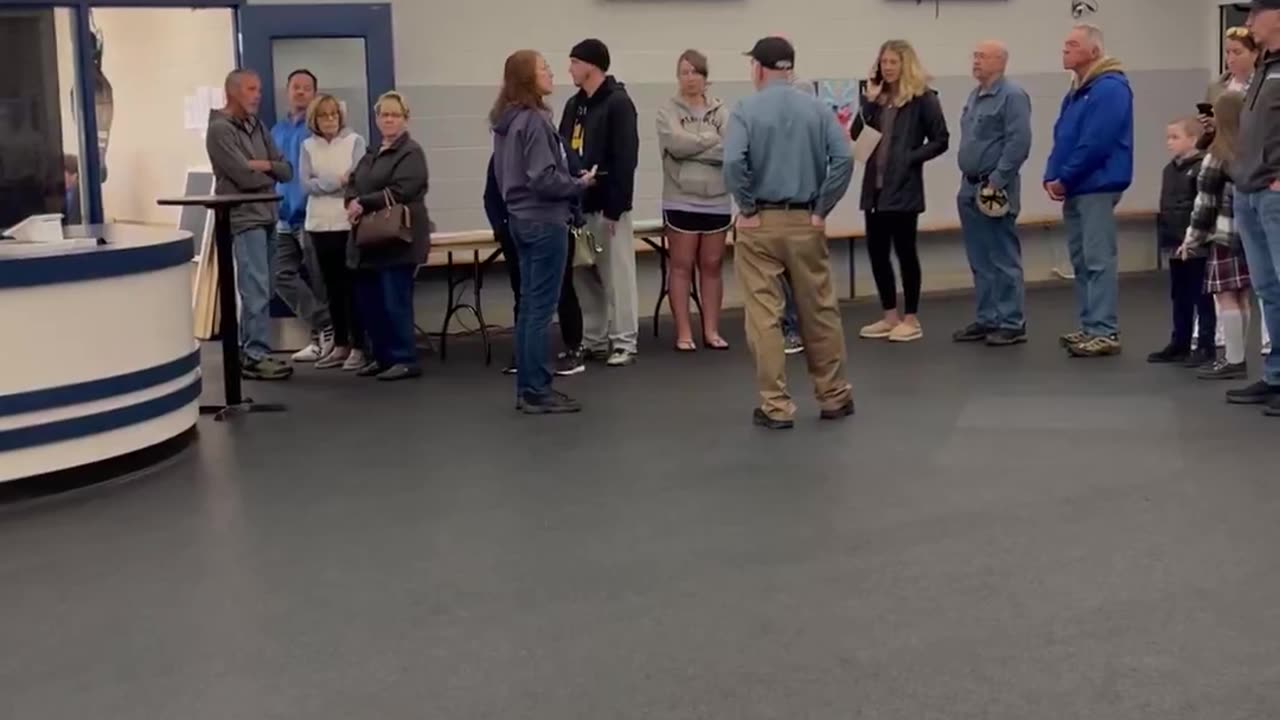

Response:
(0, 225), (198, 483)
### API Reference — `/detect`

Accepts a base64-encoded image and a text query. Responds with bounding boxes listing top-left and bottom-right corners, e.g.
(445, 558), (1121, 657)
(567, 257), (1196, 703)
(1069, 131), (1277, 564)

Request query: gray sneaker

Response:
(242, 356), (293, 381)
(606, 348), (636, 367)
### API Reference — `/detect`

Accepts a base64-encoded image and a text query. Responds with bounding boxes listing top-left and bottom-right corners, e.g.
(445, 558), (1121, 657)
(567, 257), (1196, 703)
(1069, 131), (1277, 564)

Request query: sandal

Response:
(675, 339), (698, 352)
(704, 336), (730, 351)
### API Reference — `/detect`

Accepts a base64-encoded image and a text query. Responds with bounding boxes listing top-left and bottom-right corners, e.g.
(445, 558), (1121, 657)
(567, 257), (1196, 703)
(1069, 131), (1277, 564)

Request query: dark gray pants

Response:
(274, 226), (330, 334)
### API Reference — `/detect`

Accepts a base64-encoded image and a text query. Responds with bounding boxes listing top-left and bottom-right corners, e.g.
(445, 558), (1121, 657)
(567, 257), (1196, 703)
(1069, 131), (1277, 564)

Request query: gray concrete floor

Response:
(3, 277), (1280, 720)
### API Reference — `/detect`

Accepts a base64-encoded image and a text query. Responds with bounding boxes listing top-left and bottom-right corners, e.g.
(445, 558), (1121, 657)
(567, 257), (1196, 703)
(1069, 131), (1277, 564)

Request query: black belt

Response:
(758, 201), (815, 211)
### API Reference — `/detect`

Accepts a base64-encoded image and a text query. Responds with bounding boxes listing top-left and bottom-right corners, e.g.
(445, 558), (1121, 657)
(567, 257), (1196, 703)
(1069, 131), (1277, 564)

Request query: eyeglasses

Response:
(1226, 26), (1251, 40)
(316, 111), (340, 120)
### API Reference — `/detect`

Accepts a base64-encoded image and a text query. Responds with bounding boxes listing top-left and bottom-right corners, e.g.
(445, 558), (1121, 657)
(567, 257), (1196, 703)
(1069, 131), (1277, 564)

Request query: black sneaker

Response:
(521, 389), (582, 415)
(1226, 380), (1280, 405)
(1265, 395), (1280, 417)
(952, 323), (993, 343)
(502, 358), (518, 375)
(819, 400), (855, 420)
(1147, 344), (1191, 364)
(784, 335), (805, 355)
(355, 360), (384, 377)
(583, 347), (611, 363)
(554, 347), (586, 376)
(752, 408), (794, 430)
(986, 327), (1028, 346)
(1183, 347), (1216, 368)
(1197, 359), (1247, 380)
(241, 356), (293, 381)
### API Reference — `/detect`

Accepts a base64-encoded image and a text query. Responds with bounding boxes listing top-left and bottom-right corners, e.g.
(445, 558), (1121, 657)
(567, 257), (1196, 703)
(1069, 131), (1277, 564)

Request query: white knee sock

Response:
(1223, 307), (1246, 365)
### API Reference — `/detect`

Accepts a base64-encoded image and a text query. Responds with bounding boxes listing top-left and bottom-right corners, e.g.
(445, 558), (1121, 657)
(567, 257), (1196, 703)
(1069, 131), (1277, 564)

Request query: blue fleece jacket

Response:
(271, 112), (310, 228)
(1044, 62), (1134, 197)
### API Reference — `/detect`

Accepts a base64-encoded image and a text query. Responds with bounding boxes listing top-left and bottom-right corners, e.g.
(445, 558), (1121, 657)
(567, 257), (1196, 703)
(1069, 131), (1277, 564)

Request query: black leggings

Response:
(865, 211), (922, 314)
(496, 221), (583, 349)
(310, 230), (363, 347)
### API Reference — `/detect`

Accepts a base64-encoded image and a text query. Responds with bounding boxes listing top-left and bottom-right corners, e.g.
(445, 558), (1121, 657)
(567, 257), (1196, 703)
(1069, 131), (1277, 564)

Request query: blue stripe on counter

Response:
(0, 377), (201, 453)
(0, 235), (193, 288)
(0, 349), (200, 418)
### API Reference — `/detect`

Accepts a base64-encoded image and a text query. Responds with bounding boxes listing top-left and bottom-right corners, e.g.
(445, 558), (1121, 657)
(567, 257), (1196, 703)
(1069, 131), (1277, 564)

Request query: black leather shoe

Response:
(753, 408), (794, 430)
(355, 361), (384, 377)
(376, 364), (422, 381)
(1265, 395), (1280, 417)
(1147, 344), (1191, 364)
(820, 400), (855, 420)
(1183, 347), (1216, 368)
(952, 323), (993, 343)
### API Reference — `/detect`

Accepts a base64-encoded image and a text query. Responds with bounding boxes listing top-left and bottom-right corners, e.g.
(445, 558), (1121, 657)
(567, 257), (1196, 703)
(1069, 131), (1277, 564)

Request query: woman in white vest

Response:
(300, 94), (368, 370)
(656, 49), (732, 352)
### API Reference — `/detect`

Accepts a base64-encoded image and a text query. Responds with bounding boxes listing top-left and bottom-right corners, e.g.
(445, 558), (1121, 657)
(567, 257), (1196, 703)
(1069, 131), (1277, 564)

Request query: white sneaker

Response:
(342, 349), (367, 371)
(292, 342), (322, 363)
(1264, 342), (1273, 356)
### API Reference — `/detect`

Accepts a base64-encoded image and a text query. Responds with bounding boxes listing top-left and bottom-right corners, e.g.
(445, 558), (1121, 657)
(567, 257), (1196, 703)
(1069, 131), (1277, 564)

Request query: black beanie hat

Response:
(570, 38), (611, 72)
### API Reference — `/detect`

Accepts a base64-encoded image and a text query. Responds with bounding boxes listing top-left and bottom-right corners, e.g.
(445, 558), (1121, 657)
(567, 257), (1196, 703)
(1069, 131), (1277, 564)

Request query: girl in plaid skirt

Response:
(1178, 92), (1267, 379)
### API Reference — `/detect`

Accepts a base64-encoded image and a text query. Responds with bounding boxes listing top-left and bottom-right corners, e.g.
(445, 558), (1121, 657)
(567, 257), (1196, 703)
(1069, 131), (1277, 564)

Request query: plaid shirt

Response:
(1184, 152), (1238, 255)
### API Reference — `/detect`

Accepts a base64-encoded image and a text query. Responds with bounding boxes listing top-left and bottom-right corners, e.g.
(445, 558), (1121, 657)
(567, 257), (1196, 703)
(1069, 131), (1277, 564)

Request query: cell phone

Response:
(872, 66), (884, 85)
(1196, 102), (1214, 118)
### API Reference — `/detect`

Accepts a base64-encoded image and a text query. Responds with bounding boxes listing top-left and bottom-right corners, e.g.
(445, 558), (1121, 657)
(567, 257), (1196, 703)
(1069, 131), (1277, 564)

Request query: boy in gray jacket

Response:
(205, 69), (294, 381)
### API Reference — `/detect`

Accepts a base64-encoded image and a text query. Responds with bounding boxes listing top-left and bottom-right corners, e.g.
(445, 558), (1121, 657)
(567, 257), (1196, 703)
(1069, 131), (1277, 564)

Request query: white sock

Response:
(1261, 306), (1272, 352)
(1222, 308), (1246, 365)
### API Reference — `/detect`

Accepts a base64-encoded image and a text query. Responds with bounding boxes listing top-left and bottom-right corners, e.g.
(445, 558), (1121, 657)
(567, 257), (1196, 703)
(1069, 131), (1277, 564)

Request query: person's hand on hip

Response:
(737, 214), (762, 229)
(810, 214), (826, 229)
(1044, 180), (1066, 202)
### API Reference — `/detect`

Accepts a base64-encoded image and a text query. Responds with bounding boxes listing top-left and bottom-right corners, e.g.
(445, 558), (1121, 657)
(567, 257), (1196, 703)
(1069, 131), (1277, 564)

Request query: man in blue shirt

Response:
(271, 68), (333, 363)
(724, 36), (855, 430)
(955, 40), (1033, 347)
(1044, 24), (1134, 358)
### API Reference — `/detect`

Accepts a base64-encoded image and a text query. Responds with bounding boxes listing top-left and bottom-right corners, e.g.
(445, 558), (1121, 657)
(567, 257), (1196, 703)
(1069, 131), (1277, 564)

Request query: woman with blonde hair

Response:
(851, 39), (950, 343)
(301, 93), (368, 370)
(345, 90), (430, 381)
(656, 49), (732, 351)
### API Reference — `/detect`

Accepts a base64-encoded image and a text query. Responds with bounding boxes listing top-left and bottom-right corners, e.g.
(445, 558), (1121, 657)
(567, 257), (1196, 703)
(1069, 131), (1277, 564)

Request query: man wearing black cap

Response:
(1227, 0), (1280, 415)
(724, 36), (855, 430)
(559, 38), (641, 369)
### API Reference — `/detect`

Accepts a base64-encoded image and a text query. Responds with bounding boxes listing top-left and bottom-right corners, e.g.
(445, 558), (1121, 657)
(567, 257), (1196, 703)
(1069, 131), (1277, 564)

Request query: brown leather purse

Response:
(354, 189), (412, 248)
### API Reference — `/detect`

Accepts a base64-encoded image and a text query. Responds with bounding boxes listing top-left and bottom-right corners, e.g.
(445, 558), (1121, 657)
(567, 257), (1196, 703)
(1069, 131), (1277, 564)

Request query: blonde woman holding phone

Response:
(851, 40), (950, 343)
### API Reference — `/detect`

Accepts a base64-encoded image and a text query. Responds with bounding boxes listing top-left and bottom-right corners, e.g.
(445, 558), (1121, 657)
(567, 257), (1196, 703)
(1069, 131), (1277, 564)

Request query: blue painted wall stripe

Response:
(0, 349), (200, 418)
(0, 377), (201, 453)
(0, 236), (193, 288)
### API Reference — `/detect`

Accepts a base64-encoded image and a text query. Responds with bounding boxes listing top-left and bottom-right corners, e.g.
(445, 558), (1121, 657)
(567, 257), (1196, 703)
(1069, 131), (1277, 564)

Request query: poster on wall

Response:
(813, 79), (860, 132)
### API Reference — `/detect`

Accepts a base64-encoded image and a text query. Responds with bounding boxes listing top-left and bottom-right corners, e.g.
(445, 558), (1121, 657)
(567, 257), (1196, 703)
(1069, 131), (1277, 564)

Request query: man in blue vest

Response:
(271, 68), (333, 363)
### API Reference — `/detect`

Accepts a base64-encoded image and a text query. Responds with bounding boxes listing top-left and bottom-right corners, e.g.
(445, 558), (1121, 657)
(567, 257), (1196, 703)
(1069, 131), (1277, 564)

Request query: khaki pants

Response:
(735, 210), (852, 420)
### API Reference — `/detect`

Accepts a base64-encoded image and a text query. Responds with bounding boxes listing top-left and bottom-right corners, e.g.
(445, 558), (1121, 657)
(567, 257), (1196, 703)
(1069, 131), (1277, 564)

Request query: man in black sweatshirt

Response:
(1228, 0), (1280, 414)
(559, 39), (641, 368)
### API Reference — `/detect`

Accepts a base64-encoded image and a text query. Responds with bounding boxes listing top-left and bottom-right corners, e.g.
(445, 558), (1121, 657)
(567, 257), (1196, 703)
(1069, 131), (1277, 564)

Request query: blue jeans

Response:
(1233, 189), (1280, 385)
(354, 264), (418, 368)
(1063, 192), (1121, 336)
(511, 218), (568, 401)
(958, 190), (1025, 330)
(781, 274), (800, 339)
(232, 225), (275, 361)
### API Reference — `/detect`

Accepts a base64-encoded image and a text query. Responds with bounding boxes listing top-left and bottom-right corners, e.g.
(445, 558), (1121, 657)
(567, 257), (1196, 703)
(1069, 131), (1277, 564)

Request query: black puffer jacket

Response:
(1157, 152), (1204, 249)
(850, 89), (949, 214)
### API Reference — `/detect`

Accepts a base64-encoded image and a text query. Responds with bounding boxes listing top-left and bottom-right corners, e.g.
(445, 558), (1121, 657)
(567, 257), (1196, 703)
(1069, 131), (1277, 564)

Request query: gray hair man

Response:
(1227, 0), (1280, 413)
(1044, 23), (1133, 358)
(723, 36), (855, 429)
(954, 40), (1033, 347)
(206, 69), (294, 380)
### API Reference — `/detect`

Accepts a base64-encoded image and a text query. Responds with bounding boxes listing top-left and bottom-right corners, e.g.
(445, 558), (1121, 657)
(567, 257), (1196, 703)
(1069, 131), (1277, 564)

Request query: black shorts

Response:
(663, 210), (733, 235)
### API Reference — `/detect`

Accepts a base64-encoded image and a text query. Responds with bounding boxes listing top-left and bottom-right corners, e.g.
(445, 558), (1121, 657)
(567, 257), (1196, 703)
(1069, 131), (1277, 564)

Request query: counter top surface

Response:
(0, 224), (193, 288)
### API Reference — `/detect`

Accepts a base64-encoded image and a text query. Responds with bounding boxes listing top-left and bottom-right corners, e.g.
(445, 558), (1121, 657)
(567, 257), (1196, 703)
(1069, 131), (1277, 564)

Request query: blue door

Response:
(237, 3), (395, 144)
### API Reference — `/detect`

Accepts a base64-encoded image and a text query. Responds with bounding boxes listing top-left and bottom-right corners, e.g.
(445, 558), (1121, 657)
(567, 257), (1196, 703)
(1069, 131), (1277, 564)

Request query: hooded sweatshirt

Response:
(1236, 50), (1280, 193)
(656, 95), (730, 213)
(205, 108), (291, 234)
(492, 105), (583, 223)
(558, 76), (639, 220)
(1044, 57), (1134, 197)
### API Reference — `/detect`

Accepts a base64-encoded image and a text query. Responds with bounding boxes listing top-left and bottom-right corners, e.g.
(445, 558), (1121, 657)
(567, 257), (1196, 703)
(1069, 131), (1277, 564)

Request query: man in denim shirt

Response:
(955, 40), (1033, 347)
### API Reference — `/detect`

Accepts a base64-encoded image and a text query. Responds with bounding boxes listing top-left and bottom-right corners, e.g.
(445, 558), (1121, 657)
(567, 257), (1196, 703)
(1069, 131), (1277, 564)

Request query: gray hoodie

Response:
(205, 108), (291, 234)
(1236, 51), (1280, 193)
(656, 95), (730, 211)
(492, 106), (583, 223)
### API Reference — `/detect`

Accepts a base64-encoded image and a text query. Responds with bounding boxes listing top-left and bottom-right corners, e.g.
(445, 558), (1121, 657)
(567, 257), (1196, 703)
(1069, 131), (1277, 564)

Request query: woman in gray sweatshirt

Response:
(656, 50), (732, 352)
(491, 50), (594, 414)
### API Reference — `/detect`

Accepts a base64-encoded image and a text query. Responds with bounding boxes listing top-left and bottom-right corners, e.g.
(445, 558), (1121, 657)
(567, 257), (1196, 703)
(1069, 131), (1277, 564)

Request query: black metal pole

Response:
(213, 209), (242, 407)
